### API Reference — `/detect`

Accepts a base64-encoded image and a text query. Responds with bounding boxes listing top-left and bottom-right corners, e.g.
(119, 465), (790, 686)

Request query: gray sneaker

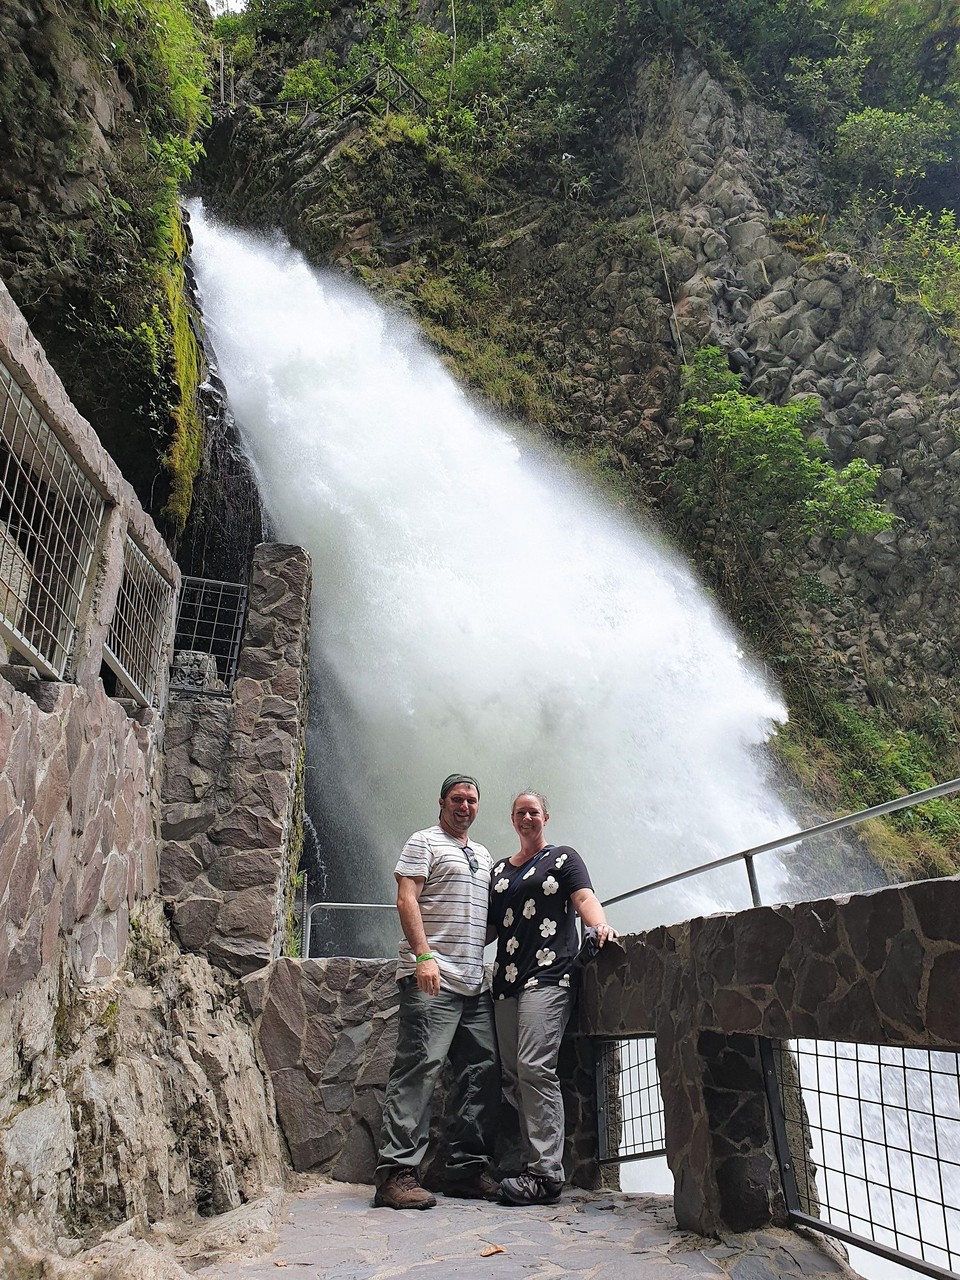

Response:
(374, 1168), (437, 1210)
(499, 1172), (563, 1205)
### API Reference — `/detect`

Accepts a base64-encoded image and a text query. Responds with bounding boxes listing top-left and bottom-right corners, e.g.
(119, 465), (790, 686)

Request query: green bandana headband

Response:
(440, 773), (480, 800)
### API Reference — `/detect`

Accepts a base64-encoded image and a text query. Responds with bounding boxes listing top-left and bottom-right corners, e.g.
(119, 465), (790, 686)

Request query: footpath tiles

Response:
(197, 1177), (861, 1280)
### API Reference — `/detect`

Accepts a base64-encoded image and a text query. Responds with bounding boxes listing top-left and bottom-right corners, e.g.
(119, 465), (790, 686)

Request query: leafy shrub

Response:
(667, 346), (892, 605)
(281, 55), (340, 105)
(874, 206), (960, 336)
(833, 97), (955, 193)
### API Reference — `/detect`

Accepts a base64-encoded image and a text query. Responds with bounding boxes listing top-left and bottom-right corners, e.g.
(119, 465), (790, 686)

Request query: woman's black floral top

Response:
(488, 844), (593, 1000)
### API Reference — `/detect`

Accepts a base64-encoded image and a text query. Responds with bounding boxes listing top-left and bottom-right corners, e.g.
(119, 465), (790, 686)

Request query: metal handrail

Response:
(602, 775), (960, 911)
(300, 775), (960, 952)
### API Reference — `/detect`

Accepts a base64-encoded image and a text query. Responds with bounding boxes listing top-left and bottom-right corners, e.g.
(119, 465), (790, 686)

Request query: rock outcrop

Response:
(629, 60), (960, 698)
(0, 900), (284, 1262)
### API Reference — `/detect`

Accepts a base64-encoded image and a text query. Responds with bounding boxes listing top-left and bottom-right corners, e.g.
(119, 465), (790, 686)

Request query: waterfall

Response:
(187, 201), (800, 932)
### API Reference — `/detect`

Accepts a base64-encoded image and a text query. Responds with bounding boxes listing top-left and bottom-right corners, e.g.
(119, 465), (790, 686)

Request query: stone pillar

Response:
(559, 1032), (603, 1189)
(161, 542), (311, 975)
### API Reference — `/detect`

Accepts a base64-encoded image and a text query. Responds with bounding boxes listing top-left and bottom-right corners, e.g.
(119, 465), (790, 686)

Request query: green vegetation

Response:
(666, 346), (892, 610)
(164, 213), (207, 530)
(2, 0), (212, 527)
(774, 700), (960, 876)
(82, 0), (210, 529)
(286, 739), (309, 957)
(212, 0), (960, 332)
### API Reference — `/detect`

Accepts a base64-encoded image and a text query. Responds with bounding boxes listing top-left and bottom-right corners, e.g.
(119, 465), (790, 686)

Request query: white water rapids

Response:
(187, 201), (799, 929)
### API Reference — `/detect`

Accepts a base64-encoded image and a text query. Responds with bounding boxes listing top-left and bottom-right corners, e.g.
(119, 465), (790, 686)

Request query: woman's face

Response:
(512, 794), (548, 843)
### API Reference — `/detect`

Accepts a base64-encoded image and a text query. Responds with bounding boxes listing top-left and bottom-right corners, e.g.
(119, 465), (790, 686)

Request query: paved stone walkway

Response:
(196, 1178), (861, 1280)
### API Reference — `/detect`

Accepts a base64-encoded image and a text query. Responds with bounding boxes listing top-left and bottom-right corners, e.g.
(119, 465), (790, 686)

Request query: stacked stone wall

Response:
(161, 543), (311, 976)
(241, 956), (602, 1190)
(0, 279), (288, 1253)
(0, 670), (159, 998)
(243, 958), (399, 1179)
(576, 873), (960, 1236)
(233, 875), (960, 1241)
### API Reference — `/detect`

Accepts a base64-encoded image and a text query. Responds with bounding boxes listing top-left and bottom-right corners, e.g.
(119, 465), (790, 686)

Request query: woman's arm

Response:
(570, 887), (619, 945)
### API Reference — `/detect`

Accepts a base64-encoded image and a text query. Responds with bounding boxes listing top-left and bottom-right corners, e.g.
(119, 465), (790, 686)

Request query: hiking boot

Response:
(498, 1172), (563, 1205)
(444, 1169), (501, 1201)
(374, 1168), (437, 1210)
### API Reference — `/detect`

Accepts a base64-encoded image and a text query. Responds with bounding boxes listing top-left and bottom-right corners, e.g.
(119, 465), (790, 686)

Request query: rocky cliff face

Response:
(0, 0), (208, 527)
(633, 62), (960, 700)
(0, 899), (284, 1276)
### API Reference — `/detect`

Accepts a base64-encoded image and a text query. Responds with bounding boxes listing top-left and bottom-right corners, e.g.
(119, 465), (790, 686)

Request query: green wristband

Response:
(415, 952), (435, 963)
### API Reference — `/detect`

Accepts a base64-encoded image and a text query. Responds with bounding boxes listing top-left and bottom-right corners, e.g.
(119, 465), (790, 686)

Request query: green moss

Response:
(772, 699), (960, 881)
(162, 210), (206, 533)
(1, 0), (210, 526)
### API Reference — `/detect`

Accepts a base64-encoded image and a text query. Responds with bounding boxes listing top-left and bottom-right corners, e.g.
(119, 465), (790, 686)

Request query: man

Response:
(373, 774), (500, 1210)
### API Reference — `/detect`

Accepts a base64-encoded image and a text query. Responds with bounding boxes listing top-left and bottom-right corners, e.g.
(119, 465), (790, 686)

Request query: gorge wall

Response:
(197, 54), (960, 714)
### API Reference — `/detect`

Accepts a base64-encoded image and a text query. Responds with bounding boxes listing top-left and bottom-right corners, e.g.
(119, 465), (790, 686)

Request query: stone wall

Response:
(0, 273), (176, 1004)
(241, 955), (602, 1189)
(0, 670), (159, 998)
(577, 874), (960, 1236)
(235, 864), (960, 1217)
(0, 278), (286, 1251)
(243, 958), (399, 1179)
(161, 543), (311, 976)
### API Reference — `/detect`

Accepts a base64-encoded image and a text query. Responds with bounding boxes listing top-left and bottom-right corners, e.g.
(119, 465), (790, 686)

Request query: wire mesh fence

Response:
(596, 1036), (666, 1163)
(171, 576), (248, 693)
(775, 1039), (960, 1277)
(103, 536), (177, 706)
(0, 358), (105, 677)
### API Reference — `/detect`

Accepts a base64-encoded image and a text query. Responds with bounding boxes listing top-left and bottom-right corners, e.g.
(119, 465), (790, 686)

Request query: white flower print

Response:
(498, 994), (505, 1001)
(522, 865), (537, 880)
(506, 936), (519, 955)
(539, 918), (557, 939)
(524, 976), (539, 989)
(494, 877), (510, 893)
(503, 908), (514, 928)
(494, 862), (506, 875)
(542, 876), (559, 896)
(555, 852), (567, 868)
(522, 899), (537, 919)
(505, 963), (518, 984)
(559, 973), (571, 988)
(536, 948), (556, 967)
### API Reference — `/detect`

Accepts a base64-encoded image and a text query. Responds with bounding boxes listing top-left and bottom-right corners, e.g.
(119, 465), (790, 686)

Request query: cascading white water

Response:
(187, 200), (799, 930)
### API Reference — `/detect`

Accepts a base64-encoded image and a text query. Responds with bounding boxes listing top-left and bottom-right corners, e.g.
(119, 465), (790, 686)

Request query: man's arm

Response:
(396, 873), (441, 995)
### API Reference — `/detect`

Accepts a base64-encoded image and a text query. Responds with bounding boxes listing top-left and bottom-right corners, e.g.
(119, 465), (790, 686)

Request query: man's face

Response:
(438, 783), (480, 839)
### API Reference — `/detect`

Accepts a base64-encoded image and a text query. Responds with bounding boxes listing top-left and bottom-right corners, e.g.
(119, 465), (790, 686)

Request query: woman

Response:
(489, 791), (618, 1206)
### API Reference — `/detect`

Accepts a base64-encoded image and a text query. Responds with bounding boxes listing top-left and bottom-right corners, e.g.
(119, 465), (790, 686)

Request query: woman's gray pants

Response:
(375, 981), (499, 1186)
(494, 984), (574, 1182)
